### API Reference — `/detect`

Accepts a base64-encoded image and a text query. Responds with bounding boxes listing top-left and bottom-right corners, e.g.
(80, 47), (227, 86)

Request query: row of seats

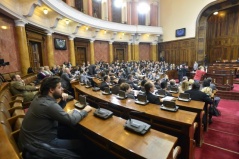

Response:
(1, 71), (22, 82)
(0, 82), (25, 159)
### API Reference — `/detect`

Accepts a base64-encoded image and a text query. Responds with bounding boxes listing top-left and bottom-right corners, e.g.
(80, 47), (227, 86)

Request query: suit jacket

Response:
(145, 92), (161, 105)
(100, 81), (109, 91)
(127, 80), (140, 90)
(61, 73), (72, 90)
(185, 89), (213, 105)
(10, 81), (38, 102)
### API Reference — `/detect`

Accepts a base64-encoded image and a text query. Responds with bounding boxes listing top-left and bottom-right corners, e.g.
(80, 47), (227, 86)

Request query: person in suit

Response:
(18, 76), (92, 154)
(60, 68), (76, 96)
(144, 81), (162, 105)
(100, 75), (110, 91)
(119, 83), (135, 99)
(177, 65), (184, 82)
(160, 81), (172, 96)
(10, 74), (39, 102)
(185, 82), (213, 124)
(127, 74), (140, 90)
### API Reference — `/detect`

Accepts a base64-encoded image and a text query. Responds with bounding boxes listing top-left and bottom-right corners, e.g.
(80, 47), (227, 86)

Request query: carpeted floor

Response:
(195, 99), (239, 159)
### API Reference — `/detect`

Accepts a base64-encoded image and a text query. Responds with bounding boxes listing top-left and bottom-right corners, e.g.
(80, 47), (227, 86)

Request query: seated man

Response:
(185, 82), (213, 123)
(100, 75), (110, 91)
(127, 74), (141, 90)
(10, 74), (39, 102)
(18, 77), (92, 153)
(160, 81), (172, 96)
(144, 81), (162, 105)
(61, 68), (76, 95)
(119, 83), (135, 99)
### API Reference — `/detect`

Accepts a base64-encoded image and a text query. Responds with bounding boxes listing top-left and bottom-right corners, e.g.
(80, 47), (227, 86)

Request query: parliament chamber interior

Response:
(0, 0), (239, 159)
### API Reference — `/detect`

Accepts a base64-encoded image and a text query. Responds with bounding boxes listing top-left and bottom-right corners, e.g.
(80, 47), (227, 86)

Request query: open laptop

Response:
(178, 93), (191, 102)
(75, 95), (88, 109)
(102, 87), (112, 95)
(85, 81), (92, 88)
(160, 100), (179, 112)
(116, 90), (127, 99)
(135, 94), (149, 105)
(169, 87), (179, 93)
(155, 89), (166, 98)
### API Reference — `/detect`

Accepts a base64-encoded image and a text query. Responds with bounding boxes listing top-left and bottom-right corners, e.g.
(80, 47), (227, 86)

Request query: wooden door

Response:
(75, 47), (87, 66)
(28, 41), (42, 72)
(115, 48), (125, 62)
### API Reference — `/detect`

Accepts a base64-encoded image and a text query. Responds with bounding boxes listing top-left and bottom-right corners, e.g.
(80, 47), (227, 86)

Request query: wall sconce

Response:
(65, 19), (69, 25)
(43, 8), (48, 15)
(104, 30), (107, 34)
(85, 26), (88, 30)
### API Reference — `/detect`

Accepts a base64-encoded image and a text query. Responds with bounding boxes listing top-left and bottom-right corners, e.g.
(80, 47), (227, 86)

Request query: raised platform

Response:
(216, 84), (239, 100)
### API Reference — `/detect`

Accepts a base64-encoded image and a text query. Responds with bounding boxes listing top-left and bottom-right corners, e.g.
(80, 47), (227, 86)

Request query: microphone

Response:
(94, 102), (113, 119)
(124, 111), (151, 135)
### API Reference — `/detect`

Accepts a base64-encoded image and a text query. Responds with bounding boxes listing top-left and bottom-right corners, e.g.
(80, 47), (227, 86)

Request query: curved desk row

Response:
(73, 84), (198, 159)
(65, 101), (180, 159)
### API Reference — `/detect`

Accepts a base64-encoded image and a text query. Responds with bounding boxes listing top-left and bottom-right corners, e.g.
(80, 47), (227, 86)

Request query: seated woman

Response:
(178, 80), (189, 93)
(119, 83), (135, 99)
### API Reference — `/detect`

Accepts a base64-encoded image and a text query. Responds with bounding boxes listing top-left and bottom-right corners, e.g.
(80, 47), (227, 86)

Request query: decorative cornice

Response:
(23, 0), (42, 18)
(111, 32), (117, 41)
(68, 36), (75, 40)
(72, 24), (82, 35)
(45, 30), (54, 35)
(50, 15), (63, 29)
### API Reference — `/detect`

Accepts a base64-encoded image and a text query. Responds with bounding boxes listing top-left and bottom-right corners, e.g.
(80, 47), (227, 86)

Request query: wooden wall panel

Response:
(207, 6), (239, 63)
(158, 38), (196, 67)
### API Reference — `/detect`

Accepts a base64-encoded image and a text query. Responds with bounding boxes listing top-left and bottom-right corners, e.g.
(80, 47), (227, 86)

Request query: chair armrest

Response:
(9, 100), (23, 106)
(173, 146), (181, 159)
(8, 106), (23, 115)
(7, 115), (25, 126)
(11, 129), (20, 144)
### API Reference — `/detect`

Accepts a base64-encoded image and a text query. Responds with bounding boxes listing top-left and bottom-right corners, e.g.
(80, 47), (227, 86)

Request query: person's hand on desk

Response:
(61, 93), (68, 101)
(82, 105), (92, 113)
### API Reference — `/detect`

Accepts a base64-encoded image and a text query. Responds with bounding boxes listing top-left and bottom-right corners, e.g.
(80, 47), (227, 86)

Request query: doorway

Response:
(115, 48), (125, 62)
(28, 41), (43, 72)
(75, 47), (87, 66)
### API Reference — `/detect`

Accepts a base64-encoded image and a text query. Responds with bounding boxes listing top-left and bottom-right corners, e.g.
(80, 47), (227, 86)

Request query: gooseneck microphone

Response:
(124, 111), (151, 135)
(93, 102), (113, 119)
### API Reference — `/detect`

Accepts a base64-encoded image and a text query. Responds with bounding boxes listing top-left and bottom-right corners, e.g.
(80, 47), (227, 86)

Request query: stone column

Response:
(131, 0), (138, 25)
(69, 36), (76, 66)
(127, 1), (131, 24)
(150, 2), (158, 26)
(46, 31), (55, 68)
(134, 42), (139, 61)
(15, 20), (30, 75)
(109, 41), (113, 63)
(90, 40), (95, 64)
(150, 42), (157, 61)
(108, 0), (112, 21)
(88, 0), (93, 16)
(127, 42), (131, 61)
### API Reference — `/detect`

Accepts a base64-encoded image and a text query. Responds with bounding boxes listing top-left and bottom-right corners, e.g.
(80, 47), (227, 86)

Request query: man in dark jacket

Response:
(144, 81), (161, 105)
(185, 82), (213, 124)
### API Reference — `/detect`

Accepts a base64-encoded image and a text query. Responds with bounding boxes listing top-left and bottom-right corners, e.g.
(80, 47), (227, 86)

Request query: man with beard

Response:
(18, 76), (92, 153)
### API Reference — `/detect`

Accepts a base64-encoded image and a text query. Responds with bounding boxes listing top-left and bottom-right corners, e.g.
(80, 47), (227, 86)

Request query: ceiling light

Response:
(114, 0), (123, 8)
(43, 8), (48, 15)
(213, 11), (218, 15)
(1, 26), (7, 29)
(137, 2), (150, 14)
(104, 30), (107, 34)
(65, 20), (69, 25)
(85, 27), (89, 30)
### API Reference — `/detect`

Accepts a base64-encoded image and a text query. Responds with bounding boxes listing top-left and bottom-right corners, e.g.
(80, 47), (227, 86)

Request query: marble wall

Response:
(139, 43), (150, 60)
(0, 14), (19, 73)
(52, 34), (70, 66)
(94, 41), (109, 63)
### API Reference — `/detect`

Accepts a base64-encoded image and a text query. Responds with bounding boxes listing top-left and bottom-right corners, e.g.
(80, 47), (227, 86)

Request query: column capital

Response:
(68, 36), (75, 40)
(14, 20), (27, 27)
(109, 41), (113, 44)
(133, 42), (139, 45)
(128, 42), (132, 45)
(90, 39), (95, 43)
(45, 30), (54, 35)
(151, 42), (158, 45)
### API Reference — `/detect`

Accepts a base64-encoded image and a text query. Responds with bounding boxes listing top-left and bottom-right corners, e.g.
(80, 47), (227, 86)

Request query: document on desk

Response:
(161, 96), (174, 101)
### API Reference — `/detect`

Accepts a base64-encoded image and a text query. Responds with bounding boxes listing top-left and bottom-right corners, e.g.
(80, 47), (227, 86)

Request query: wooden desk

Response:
(65, 100), (179, 159)
(74, 84), (197, 159)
